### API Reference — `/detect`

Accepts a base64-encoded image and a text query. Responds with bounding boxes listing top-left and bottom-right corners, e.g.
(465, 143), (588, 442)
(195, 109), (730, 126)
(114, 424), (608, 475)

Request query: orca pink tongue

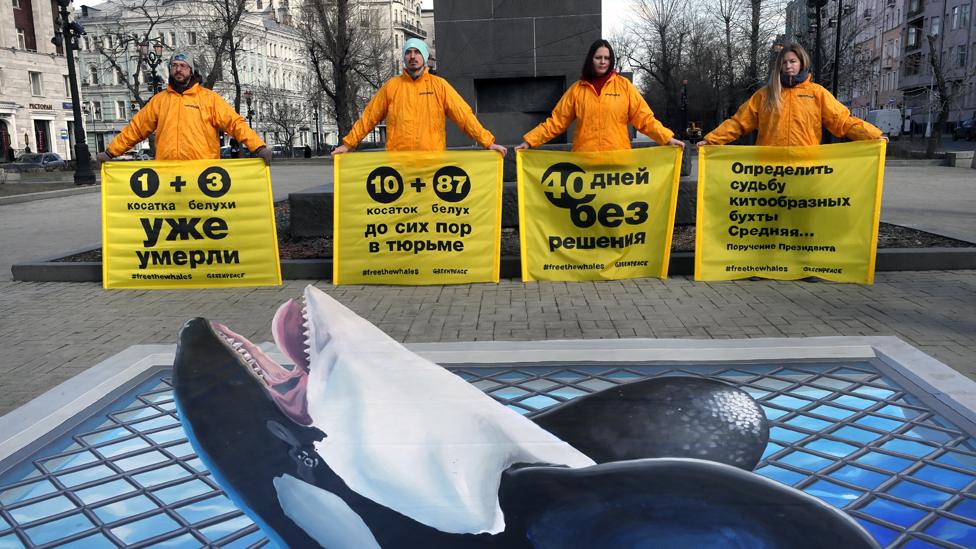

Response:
(272, 299), (310, 372)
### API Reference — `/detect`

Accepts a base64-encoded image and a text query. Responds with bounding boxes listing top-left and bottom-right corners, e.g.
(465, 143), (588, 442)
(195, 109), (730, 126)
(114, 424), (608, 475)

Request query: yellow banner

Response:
(517, 147), (682, 281)
(101, 159), (281, 289)
(696, 140), (885, 284)
(333, 151), (502, 285)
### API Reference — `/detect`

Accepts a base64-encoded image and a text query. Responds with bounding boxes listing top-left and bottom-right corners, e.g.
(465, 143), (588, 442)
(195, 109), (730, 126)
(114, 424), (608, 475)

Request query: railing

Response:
(397, 20), (427, 38)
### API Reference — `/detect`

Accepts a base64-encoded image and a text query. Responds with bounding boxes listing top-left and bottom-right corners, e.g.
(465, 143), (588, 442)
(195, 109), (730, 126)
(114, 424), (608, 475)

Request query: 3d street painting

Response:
(172, 286), (879, 548)
(1, 286), (974, 547)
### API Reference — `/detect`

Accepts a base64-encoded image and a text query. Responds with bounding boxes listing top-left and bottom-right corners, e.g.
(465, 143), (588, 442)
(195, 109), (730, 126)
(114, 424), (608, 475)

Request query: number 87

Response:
(436, 175), (468, 193)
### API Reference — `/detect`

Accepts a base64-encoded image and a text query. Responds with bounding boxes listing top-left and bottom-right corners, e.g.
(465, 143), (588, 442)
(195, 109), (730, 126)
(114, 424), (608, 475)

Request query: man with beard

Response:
(332, 38), (506, 156)
(97, 53), (272, 164)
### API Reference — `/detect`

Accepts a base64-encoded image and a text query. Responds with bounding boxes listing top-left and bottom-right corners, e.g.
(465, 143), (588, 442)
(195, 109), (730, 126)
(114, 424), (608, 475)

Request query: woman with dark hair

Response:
(515, 39), (684, 152)
(698, 43), (884, 147)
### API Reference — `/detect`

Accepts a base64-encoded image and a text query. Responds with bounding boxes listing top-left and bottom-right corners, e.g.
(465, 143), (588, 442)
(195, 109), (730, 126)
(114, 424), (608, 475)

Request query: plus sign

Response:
(169, 176), (187, 192)
(410, 177), (426, 192)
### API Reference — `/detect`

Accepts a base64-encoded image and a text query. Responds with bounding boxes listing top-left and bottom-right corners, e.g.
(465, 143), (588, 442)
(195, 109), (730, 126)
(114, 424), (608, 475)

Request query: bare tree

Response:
(253, 84), (312, 151)
(711, 0), (746, 118)
(300, 0), (394, 139)
(627, 0), (690, 126)
(188, 0), (249, 108)
(86, 0), (185, 108)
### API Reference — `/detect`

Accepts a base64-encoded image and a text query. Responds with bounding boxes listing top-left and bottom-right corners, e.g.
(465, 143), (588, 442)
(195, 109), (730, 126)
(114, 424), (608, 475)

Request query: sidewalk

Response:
(2, 272), (975, 416)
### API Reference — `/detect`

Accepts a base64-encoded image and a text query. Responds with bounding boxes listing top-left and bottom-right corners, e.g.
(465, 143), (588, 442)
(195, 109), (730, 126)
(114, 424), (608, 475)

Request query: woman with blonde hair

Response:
(698, 43), (884, 147)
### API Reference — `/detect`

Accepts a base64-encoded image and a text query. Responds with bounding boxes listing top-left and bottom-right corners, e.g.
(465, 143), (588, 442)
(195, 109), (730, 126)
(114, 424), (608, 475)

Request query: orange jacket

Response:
(523, 73), (675, 152)
(342, 69), (495, 151)
(703, 76), (882, 146)
(107, 83), (265, 160)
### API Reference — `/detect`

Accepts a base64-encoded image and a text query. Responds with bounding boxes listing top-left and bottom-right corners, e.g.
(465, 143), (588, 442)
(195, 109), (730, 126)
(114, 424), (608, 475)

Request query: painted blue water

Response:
(0, 360), (972, 548)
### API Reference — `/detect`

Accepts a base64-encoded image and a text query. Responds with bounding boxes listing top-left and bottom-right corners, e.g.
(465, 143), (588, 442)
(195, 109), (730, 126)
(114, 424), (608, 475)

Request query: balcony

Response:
(396, 20), (427, 39)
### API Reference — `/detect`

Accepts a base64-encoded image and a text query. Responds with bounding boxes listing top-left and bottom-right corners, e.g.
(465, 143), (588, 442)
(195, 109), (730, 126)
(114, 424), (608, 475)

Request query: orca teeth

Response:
(218, 331), (266, 381)
(301, 297), (311, 361)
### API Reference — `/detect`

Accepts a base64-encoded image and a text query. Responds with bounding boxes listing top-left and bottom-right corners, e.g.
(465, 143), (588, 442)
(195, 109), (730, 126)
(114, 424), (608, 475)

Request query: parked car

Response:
(865, 109), (903, 138)
(271, 144), (290, 158)
(116, 150), (153, 161)
(6, 152), (65, 172)
(952, 116), (976, 141)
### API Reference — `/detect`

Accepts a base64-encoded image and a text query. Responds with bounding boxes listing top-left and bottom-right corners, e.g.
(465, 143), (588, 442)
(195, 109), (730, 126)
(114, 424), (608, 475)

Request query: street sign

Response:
(60, 129), (69, 140)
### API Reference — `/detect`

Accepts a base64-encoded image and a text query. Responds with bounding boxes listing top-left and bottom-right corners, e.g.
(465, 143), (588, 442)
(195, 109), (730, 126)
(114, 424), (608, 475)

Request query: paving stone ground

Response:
(2, 271), (975, 416)
(3, 162), (975, 417)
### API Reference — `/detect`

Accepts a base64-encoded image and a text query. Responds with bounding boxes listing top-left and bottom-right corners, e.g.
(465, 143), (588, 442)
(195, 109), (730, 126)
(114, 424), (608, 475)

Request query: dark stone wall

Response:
(434, 0), (601, 147)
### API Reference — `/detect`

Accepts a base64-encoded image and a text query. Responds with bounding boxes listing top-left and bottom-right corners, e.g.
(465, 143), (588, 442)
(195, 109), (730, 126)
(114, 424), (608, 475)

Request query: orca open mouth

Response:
(212, 298), (312, 426)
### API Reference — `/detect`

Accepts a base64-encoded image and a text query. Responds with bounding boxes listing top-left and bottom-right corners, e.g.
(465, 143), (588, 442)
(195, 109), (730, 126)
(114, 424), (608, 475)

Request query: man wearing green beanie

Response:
(333, 38), (506, 155)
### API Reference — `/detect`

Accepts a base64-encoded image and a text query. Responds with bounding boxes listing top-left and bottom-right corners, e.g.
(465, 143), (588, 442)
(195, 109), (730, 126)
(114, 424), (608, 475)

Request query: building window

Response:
(92, 101), (103, 120)
(188, 31), (197, 45)
(29, 72), (43, 96)
(169, 32), (176, 46)
(114, 68), (125, 85)
(962, 4), (972, 28)
(959, 45), (968, 68)
(13, 0), (20, 9)
(256, 0), (262, 9)
(931, 16), (940, 36)
(116, 100), (126, 120)
(88, 65), (99, 85)
(63, 75), (71, 96)
(17, 28), (27, 49)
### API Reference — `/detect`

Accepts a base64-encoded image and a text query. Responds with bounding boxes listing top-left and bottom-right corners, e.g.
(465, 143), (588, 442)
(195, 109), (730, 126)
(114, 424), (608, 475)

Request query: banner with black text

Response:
(696, 140), (885, 284)
(101, 159), (281, 289)
(517, 147), (682, 281)
(333, 151), (502, 285)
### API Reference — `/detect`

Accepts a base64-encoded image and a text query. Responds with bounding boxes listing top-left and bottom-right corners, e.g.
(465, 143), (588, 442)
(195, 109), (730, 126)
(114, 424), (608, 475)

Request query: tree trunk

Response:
(925, 34), (951, 158)
(747, 0), (761, 92)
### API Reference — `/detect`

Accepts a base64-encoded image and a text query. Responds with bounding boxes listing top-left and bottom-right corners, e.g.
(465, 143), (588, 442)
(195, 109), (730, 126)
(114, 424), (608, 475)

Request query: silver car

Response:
(6, 152), (66, 172)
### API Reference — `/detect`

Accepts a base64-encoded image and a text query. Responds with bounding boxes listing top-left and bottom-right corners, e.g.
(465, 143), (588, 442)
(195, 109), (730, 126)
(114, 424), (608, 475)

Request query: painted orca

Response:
(173, 285), (879, 549)
(532, 376), (769, 470)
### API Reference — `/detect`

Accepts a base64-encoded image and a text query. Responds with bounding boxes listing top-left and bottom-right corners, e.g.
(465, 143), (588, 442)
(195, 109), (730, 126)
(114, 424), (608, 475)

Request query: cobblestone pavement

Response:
(2, 271), (974, 415)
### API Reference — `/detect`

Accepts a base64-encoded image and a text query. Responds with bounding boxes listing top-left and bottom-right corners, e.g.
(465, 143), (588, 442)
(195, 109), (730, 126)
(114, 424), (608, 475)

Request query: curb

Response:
(12, 248), (976, 283)
(0, 185), (101, 205)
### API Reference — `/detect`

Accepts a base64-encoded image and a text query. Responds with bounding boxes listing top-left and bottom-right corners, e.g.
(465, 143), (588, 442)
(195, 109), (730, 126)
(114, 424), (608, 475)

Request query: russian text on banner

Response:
(695, 140), (885, 284)
(517, 147), (682, 281)
(102, 158), (281, 289)
(333, 151), (502, 285)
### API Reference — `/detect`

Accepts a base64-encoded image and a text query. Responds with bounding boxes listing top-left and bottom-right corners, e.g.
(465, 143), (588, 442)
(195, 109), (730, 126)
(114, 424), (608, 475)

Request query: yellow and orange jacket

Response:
(523, 72), (675, 152)
(342, 69), (495, 151)
(703, 76), (882, 146)
(107, 83), (265, 160)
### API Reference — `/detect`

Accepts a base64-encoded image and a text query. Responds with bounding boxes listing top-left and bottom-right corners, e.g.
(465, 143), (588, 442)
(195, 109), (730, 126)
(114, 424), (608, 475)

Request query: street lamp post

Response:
(830, 0), (844, 97)
(52, 0), (95, 185)
(313, 103), (320, 154)
(807, 0), (827, 84)
(243, 90), (254, 128)
(139, 41), (165, 95)
(680, 79), (689, 140)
